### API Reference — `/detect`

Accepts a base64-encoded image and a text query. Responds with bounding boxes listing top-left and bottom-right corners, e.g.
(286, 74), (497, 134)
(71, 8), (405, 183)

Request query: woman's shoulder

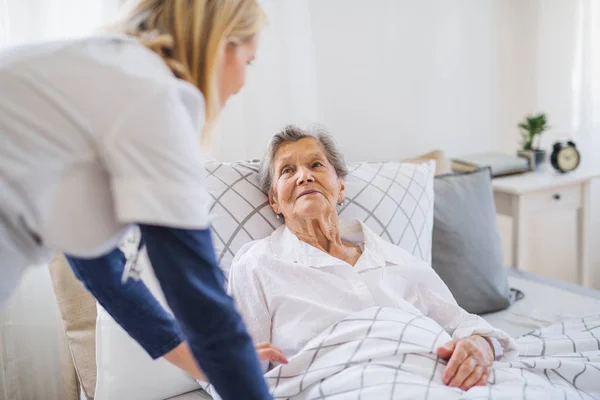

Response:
(1, 35), (152, 77)
(1, 34), (203, 114)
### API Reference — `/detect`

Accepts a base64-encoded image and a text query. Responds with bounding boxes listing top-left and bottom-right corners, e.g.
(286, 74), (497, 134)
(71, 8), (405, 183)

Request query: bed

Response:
(162, 268), (600, 400)
(47, 155), (600, 400)
(484, 269), (600, 337)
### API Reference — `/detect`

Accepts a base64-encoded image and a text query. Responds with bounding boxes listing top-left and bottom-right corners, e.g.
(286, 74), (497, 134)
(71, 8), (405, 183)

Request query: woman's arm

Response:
(406, 265), (518, 390)
(67, 248), (281, 385)
(66, 249), (208, 381)
(66, 248), (185, 359)
(163, 342), (206, 381)
(139, 225), (272, 400)
(408, 264), (518, 359)
(167, 342), (287, 386)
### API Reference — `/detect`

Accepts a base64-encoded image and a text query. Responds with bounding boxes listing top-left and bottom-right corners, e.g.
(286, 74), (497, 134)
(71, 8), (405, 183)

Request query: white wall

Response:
(1, 0), (121, 46)
(214, 0), (586, 163)
(212, 0), (320, 161)
(308, 0), (530, 162)
(214, 0), (546, 162)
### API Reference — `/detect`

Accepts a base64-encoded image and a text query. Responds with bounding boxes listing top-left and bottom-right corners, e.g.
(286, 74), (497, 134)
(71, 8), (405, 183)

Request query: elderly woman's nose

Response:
(296, 166), (314, 183)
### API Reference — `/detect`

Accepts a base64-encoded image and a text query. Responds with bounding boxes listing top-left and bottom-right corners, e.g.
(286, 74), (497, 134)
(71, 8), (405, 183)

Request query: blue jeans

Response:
(66, 226), (271, 400)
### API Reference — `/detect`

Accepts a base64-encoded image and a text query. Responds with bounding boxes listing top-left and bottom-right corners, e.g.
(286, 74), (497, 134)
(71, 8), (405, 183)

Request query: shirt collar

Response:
(271, 219), (407, 268)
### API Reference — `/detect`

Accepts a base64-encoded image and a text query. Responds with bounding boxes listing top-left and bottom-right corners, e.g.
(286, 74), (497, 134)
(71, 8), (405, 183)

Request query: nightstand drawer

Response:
(524, 183), (582, 212)
(491, 167), (598, 287)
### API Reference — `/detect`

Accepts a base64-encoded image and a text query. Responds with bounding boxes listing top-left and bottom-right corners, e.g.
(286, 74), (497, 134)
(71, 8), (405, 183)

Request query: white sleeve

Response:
(227, 253), (272, 373)
(411, 265), (519, 361)
(98, 83), (212, 229)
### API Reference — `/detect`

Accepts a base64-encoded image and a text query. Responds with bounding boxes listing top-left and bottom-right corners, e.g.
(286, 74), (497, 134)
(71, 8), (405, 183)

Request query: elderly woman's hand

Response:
(436, 335), (494, 391)
(256, 343), (288, 365)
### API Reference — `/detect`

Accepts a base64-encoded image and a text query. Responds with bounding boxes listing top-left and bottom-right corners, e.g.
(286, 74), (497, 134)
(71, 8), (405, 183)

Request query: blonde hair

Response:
(112, 0), (266, 141)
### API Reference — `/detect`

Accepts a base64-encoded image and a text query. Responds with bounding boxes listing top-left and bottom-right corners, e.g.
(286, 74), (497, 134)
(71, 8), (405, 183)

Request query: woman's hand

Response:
(164, 342), (206, 381)
(436, 335), (494, 391)
(256, 343), (288, 365)
(166, 342), (288, 383)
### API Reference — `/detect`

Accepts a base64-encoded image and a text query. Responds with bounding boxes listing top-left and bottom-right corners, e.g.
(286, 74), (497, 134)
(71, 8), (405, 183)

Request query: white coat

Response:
(0, 35), (211, 303)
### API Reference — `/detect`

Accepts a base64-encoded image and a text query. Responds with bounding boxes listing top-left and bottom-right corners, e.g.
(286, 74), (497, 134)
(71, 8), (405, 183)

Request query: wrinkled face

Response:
(218, 34), (259, 107)
(269, 138), (345, 221)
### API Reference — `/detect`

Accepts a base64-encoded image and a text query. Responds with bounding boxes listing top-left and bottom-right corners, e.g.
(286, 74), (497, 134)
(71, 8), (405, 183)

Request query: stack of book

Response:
(451, 152), (531, 177)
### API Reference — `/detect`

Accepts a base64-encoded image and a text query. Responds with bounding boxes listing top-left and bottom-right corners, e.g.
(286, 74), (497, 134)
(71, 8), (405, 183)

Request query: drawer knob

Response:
(553, 193), (561, 200)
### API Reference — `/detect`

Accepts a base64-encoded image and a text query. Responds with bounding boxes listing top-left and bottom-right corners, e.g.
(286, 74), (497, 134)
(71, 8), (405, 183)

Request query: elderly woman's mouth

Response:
(297, 190), (320, 199)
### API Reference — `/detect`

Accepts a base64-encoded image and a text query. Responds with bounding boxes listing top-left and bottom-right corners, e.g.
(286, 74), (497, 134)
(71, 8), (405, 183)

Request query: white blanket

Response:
(261, 307), (600, 399)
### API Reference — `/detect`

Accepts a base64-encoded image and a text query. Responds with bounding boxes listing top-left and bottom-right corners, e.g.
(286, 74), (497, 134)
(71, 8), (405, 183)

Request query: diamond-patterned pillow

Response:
(103, 159), (435, 399)
(205, 160), (435, 278)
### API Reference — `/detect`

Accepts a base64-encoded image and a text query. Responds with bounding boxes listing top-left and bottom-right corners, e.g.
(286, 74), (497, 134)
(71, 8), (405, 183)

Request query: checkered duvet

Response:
(260, 306), (600, 399)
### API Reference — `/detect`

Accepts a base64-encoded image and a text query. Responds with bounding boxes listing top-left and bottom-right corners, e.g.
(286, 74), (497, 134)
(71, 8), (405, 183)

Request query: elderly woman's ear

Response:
(268, 191), (281, 215)
(337, 179), (345, 206)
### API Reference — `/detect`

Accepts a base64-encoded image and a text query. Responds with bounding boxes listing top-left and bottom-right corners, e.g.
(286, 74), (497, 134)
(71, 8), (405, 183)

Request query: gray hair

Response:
(258, 124), (348, 194)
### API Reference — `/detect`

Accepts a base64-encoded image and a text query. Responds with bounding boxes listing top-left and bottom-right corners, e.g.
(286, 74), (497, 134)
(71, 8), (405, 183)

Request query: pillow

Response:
(206, 160), (436, 278)
(94, 241), (201, 400)
(50, 234), (198, 400)
(94, 159), (436, 399)
(432, 167), (512, 314)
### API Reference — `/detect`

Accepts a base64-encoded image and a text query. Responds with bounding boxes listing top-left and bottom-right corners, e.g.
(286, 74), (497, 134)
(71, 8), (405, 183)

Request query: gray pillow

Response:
(432, 167), (512, 314)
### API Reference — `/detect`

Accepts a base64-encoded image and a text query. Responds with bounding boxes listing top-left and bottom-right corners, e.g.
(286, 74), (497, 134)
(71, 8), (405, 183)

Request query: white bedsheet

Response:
(262, 307), (600, 399)
(198, 272), (600, 400)
(483, 275), (600, 337)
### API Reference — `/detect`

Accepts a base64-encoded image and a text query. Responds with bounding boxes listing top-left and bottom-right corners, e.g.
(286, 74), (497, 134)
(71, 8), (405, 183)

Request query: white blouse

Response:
(227, 219), (518, 372)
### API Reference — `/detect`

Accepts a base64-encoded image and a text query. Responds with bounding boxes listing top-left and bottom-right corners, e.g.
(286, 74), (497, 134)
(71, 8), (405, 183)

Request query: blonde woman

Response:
(0, 1), (278, 398)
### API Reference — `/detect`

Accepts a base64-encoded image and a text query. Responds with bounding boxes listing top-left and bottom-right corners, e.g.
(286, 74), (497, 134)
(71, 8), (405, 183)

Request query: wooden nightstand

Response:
(493, 165), (599, 288)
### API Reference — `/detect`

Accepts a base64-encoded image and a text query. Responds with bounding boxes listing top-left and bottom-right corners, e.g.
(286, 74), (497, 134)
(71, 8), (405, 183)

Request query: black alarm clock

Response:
(550, 140), (580, 173)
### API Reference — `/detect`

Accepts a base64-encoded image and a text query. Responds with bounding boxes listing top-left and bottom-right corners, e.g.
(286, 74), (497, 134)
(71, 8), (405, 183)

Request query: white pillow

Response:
(206, 160), (435, 279)
(94, 159), (435, 400)
(94, 246), (201, 400)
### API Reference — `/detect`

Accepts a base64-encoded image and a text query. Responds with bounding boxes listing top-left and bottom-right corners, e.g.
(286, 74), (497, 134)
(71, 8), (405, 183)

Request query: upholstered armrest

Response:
(48, 254), (98, 400)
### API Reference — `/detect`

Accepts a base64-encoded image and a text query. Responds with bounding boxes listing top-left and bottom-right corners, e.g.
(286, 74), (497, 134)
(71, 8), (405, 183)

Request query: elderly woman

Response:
(227, 125), (517, 392)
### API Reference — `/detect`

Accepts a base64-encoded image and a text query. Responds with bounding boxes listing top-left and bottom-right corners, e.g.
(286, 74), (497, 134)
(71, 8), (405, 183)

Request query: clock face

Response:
(557, 146), (580, 171)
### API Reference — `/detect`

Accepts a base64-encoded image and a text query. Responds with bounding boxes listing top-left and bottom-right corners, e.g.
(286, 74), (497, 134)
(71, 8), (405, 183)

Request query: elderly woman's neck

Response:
(287, 214), (343, 253)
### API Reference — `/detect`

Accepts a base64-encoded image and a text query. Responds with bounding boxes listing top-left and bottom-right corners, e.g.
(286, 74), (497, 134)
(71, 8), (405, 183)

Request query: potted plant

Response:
(517, 113), (549, 168)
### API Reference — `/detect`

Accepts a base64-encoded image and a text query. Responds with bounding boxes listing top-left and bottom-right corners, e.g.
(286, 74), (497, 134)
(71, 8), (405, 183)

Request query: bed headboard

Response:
(49, 254), (98, 400)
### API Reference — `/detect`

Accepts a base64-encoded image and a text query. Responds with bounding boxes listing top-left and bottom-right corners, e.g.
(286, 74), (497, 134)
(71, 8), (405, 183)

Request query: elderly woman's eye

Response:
(312, 162), (323, 168)
(282, 167), (292, 175)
